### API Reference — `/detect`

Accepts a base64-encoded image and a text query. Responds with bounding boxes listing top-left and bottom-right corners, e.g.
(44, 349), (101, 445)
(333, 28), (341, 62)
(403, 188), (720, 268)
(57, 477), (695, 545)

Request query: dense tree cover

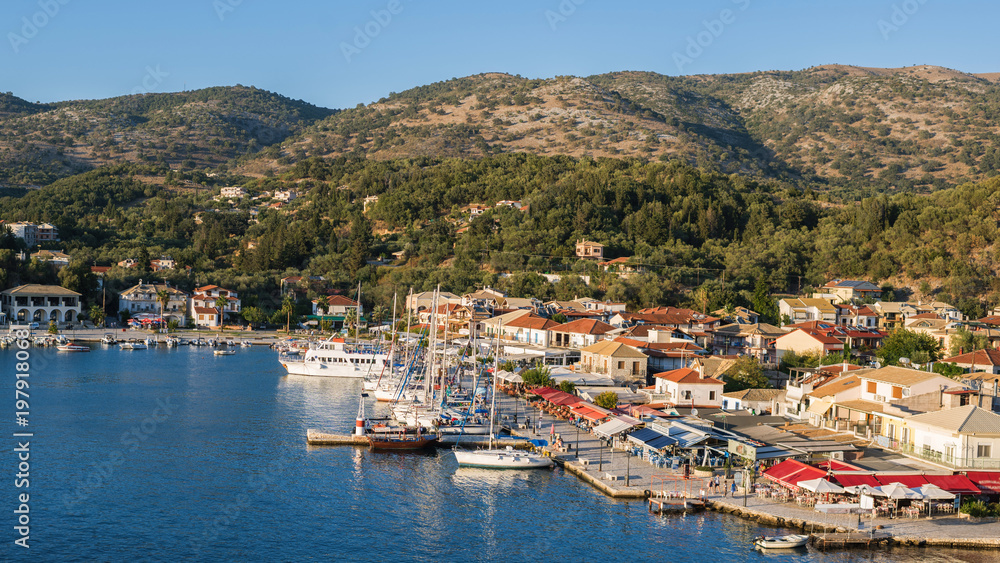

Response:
(4, 154), (1000, 324)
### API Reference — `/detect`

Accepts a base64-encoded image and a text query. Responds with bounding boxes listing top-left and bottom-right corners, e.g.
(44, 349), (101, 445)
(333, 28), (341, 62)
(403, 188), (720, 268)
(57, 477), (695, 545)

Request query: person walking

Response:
(731, 481), (737, 498)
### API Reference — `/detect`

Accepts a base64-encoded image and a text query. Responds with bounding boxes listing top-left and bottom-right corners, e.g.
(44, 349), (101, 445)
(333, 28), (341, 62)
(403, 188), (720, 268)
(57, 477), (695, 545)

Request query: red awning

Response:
(571, 405), (611, 422)
(966, 472), (1000, 495)
(832, 474), (880, 488)
(547, 392), (583, 407)
(762, 460), (827, 491)
(531, 387), (560, 399)
(818, 460), (864, 472)
(925, 474), (981, 495)
(875, 474), (929, 488)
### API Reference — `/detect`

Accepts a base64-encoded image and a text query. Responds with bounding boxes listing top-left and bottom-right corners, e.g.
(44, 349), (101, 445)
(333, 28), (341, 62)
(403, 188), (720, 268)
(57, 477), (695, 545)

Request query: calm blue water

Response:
(1, 345), (996, 562)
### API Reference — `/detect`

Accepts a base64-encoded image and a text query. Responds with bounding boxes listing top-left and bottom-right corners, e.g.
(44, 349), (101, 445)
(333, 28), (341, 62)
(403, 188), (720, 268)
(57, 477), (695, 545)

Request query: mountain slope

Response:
(0, 86), (335, 187)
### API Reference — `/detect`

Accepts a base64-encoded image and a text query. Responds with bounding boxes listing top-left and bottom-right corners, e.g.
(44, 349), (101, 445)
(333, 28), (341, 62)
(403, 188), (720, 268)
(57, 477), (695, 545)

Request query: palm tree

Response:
(344, 308), (358, 337)
(89, 304), (106, 328)
(370, 304), (388, 326)
(316, 295), (329, 316)
(282, 294), (295, 334)
(215, 295), (228, 331)
(156, 289), (170, 331)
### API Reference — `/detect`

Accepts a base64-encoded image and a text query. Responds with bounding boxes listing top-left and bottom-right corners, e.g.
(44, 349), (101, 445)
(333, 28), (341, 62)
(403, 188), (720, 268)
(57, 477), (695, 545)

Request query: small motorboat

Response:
(120, 341), (148, 350)
(57, 342), (90, 352)
(754, 534), (810, 549)
(214, 349), (236, 356)
(100, 334), (117, 345)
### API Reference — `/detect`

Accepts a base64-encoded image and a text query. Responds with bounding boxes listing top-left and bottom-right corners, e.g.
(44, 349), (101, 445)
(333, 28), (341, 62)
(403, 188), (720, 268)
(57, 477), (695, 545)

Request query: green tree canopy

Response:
(877, 329), (942, 366)
(723, 356), (771, 393)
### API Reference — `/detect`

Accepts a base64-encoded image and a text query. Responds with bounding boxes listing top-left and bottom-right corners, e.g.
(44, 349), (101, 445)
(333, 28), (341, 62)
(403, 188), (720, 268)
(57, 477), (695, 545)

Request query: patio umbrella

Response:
(798, 478), (845, 494)
(915, 483), (955, 500)
(844, 484), (886, 497)
(877, 482), (923, 499)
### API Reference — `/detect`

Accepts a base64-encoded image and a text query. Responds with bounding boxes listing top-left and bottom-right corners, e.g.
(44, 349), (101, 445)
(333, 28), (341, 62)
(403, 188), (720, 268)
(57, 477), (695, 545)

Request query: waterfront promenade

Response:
(498, 392), (1000, 548)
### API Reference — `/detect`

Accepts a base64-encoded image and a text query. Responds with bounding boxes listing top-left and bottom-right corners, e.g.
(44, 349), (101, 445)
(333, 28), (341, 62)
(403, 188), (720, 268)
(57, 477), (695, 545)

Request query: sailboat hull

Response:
(454, 449), (553, 469)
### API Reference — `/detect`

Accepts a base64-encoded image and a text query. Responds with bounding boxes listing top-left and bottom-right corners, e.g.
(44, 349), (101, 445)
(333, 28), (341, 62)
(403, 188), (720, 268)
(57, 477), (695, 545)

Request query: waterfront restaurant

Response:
(0, 284), (82, 324)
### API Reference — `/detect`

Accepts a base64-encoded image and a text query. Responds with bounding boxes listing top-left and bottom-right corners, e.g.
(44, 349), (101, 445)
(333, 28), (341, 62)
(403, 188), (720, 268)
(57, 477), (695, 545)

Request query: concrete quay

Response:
(498, 392), (1000, 549)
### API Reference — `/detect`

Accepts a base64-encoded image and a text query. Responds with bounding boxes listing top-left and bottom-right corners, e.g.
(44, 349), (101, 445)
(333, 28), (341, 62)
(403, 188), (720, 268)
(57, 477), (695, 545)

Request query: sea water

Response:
(1, 346), (995, 562)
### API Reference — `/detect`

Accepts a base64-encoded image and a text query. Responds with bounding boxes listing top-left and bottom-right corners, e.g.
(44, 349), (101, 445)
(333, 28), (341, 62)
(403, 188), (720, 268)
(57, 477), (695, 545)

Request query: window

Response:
(978, 444), (992, 458)
(617, 361), (624, 370)
(867, 381), (877, 394)
(682, 390), (692, 400)
(891, 386), (902, 399)
(709, 391), (716, 401)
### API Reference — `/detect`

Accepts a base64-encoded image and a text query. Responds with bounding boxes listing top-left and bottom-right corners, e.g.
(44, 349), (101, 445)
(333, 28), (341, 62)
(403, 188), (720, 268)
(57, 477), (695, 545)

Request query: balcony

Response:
(890, 442), (1000, 470)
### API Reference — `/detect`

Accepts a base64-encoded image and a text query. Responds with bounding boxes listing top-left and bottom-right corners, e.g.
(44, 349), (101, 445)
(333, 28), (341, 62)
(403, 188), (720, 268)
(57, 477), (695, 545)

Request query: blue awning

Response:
(627, 428), (678, 449)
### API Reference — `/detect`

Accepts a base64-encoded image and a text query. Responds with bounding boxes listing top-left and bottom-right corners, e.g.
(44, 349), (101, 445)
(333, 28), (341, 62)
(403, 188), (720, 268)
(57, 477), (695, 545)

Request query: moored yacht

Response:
(279, 337), (389, 378)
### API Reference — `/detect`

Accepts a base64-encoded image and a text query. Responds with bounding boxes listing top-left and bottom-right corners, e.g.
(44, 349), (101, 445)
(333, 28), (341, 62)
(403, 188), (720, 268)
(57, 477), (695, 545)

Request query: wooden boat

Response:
(57, 342), (90, 352)
(754, 534), (810, 549)
(368, 433), (439, 450)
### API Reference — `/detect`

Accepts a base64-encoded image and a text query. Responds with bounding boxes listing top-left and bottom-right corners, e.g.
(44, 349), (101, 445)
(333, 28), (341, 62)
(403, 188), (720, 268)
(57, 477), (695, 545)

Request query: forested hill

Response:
(4, 154), (1000, 320)
(0, 85), (335, 187)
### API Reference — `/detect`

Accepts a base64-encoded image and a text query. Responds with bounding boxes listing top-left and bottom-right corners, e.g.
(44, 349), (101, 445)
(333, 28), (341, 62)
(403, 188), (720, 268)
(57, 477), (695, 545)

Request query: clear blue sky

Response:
(2, 0), (996, 109)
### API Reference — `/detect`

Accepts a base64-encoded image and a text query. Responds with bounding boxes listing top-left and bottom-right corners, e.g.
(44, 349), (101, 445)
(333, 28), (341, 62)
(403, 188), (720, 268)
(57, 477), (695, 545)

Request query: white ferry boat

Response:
(279, 337), (390, 378)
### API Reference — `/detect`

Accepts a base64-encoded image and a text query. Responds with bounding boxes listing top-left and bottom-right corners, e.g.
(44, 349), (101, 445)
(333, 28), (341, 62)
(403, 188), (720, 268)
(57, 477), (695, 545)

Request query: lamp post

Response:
(575, 424), (580, 459)
(626, 446), (631, 487)
(599, 438), (604, 472)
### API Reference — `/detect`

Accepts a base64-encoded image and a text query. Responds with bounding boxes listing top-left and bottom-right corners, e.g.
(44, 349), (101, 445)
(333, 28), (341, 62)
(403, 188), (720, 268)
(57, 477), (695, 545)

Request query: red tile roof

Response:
(551, 318), (614, 335)
(653, 368), (724, 385)
(505, 314), (560, 330)
(940, 348), (1000, 367)
(194, 307), (218, 315)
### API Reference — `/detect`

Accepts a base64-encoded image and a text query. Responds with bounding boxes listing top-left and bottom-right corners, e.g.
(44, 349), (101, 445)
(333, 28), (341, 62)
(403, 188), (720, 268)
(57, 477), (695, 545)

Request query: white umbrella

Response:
(798, 478), (845, 494)
(844, 484), (886, 497)
(877, 482), (923, 499)
(915, 483), (955, 500)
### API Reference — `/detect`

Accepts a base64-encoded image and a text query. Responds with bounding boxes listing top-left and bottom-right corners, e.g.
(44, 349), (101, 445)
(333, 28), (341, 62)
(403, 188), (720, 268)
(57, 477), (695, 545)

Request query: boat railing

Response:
(278, 353), (305, 363)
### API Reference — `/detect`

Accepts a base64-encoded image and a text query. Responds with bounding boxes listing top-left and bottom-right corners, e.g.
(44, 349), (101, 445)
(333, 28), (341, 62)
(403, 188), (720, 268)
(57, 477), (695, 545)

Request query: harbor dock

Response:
(306, 429), (531, 449)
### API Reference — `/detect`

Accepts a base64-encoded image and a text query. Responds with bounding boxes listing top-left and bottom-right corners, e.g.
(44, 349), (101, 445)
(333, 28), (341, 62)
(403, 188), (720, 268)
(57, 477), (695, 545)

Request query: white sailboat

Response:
(453, 324), (552, 470)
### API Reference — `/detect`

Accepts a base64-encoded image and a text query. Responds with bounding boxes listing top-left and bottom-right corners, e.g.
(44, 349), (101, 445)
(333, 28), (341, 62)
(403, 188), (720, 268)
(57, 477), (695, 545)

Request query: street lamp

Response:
(598, 438), (604, 472)
(626, 447), (631, 487)
(575, 424), (580, 459)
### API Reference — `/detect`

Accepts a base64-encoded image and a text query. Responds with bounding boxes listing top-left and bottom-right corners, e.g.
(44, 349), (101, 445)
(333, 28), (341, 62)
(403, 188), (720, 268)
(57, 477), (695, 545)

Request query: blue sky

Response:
(2, 0), (996, 109)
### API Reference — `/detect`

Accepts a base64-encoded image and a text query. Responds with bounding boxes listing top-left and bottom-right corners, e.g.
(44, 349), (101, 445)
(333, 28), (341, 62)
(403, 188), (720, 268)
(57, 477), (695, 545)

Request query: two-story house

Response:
(549, 318), (615, 349)
(579, 340), (648, 383)
(119, 281), (189, 326)
(774, 328), (844, 360)
(191, 285), (241, 327)
(814, 279), (882, 302)
(650, 367), (725, 408)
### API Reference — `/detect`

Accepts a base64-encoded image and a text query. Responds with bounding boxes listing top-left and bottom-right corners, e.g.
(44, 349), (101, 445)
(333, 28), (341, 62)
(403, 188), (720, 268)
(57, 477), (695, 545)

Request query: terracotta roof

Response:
(551, 318), (615, 335)
(653, 368), (724, 385)
(940, 349), (1000, 367)
(505, 314), (559, 331)
(326, 295), (359, 306)
(779, 328), (843, 346)
(194, 307), (218, 315)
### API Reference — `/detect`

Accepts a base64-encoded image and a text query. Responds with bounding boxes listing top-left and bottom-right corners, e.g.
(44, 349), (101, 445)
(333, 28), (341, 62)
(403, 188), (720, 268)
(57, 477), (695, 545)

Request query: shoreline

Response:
(502, 393), (1000, 550)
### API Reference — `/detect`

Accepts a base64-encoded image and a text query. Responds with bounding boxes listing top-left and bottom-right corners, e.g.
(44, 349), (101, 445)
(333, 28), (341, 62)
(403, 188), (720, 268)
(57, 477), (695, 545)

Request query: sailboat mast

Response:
(489, 320), (502, 449)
